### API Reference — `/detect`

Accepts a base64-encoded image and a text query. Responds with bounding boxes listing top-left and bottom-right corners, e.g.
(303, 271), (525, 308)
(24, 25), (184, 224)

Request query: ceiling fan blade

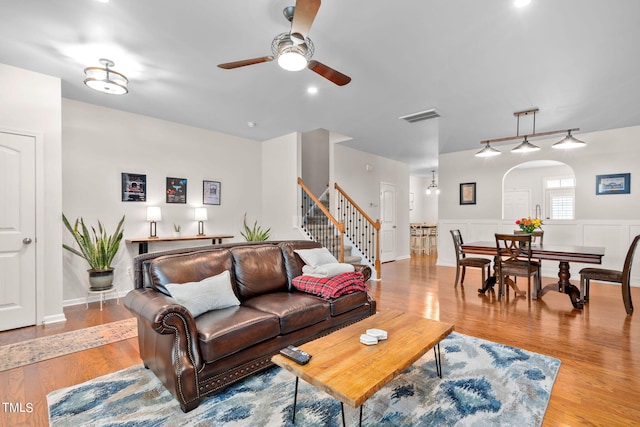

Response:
(290, 0), (321, 43)
(217, 56), (274, 69)
(307, 60), (351, 86)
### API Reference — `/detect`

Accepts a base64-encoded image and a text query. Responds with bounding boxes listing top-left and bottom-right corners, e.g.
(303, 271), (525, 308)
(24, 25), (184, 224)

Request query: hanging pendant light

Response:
(552, 129), (587, 149)
(476, 142), (502, 157)
(511, 136), (541, 153)
(84, 59), (128, 95)
(426, 170), (440, 195)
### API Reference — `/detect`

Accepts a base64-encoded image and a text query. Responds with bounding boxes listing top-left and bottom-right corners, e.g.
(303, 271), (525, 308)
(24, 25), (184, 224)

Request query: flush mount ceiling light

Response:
(514, 0), (532, 7)
(476, 108), (585, 157)
(426, 170), (440, 195)
(83, 58), (128, 95)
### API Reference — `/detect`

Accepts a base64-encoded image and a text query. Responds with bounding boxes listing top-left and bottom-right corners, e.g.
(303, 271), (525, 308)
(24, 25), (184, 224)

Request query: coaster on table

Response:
(359, 334), (378, 345)
(366, 329), (388, 340)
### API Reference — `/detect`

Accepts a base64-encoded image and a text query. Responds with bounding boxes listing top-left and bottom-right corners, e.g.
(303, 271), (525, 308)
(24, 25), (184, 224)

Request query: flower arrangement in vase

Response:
(515, 217), (542, 234)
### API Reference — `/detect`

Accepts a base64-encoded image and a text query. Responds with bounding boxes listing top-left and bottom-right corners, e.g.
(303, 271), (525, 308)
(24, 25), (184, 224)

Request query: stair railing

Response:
(334, 183), (381, 280)
(298, 178), (345, 262)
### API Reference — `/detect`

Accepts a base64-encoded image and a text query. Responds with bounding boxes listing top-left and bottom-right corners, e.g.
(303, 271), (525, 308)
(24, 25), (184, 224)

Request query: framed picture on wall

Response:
(460, 182), (476, 205)
(166, 177), (187, 203)
(121, 173), (146, 202)
(203, 180), (221, 205)
(596, 173), (630, 195)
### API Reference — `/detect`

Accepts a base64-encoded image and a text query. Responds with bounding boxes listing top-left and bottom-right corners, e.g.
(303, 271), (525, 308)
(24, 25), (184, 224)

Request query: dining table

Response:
(461, 241), (606, 309)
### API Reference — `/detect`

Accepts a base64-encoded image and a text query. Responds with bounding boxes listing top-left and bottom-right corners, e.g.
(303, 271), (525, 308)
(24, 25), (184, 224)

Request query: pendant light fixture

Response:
(476, 108), (586, 157)
(426, 170), (440, 195)
(552, 129), (587, 149)
(84, 58), (128, 95)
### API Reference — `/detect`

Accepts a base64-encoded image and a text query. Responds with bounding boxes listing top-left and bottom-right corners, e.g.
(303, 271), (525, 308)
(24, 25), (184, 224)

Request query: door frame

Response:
(379, 181), (397, 262)
(1, 127), (45, 326)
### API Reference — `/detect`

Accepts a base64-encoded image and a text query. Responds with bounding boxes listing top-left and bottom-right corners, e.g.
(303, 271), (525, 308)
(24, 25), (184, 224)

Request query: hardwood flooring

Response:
(1, 253), (639, 426)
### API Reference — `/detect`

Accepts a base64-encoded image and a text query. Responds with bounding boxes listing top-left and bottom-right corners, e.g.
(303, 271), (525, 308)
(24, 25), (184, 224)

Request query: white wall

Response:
(438, 126), (640, 286)
(0, 63), (64, 324)
(332, 144), (411, 260)
(261, 132), (306, 241)
(301, 129), (330, 197)
(62, 99), (263, 302)
(410, 175), (438, 224)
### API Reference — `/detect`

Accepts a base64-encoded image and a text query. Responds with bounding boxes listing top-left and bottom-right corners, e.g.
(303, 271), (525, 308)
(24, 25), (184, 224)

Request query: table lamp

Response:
(194, 207), (208, 236)
(146, 206), (162, 238)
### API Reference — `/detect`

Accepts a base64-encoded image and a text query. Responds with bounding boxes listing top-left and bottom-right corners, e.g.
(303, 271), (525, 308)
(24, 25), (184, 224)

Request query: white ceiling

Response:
(2, 0), (640, 176)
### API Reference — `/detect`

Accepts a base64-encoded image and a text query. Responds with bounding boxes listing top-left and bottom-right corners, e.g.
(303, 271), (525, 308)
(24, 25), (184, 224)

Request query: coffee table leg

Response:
(434, 342), (442, 378)
(292, 377), (299, 423)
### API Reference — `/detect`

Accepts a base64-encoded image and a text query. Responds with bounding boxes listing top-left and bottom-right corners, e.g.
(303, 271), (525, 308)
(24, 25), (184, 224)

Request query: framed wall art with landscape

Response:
(596, 173), (630, 195)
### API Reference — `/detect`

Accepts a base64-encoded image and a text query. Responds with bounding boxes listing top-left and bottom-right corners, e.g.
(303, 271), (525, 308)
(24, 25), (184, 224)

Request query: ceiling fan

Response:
(217, 0), (351, 86)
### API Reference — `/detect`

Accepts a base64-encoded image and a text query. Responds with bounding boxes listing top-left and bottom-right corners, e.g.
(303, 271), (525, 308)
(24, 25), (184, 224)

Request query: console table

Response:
(126, 235), (234, 254)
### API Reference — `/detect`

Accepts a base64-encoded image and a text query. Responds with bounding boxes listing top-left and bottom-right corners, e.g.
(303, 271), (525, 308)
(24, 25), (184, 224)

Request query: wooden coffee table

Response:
(271, 310), (454, 426)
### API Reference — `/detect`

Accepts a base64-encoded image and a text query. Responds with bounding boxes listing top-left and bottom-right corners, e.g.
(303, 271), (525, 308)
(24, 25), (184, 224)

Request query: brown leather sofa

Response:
(124, 240), (376, 412)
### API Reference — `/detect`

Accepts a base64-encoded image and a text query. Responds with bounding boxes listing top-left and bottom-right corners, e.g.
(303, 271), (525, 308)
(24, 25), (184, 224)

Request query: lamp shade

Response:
(194, 207), (208, 221)
(146, 206), (162, 221)
(476, 143), (501, 157)
(552, 130), (587, 149)
(511, 137), (541, 153)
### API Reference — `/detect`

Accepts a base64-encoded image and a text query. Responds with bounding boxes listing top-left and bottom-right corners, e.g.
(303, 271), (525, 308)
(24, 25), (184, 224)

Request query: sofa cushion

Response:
(195, 306), (280, 363)
(165, 270), (240, 318)
(243, 292), (330, 334)
(231, 245), (288, 300)
(295, 247), (339, 267)
(292, 272), (367, 299)
(148, 249), (234, 295)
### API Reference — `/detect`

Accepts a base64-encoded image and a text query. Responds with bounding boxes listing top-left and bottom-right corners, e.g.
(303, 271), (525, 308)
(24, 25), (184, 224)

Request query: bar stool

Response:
(410, 225), (424, 254)
(422, 226), (438, 254)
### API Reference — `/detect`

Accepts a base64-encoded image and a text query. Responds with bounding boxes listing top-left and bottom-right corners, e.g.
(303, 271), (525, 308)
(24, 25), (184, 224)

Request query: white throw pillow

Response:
(294, 247), (339, 267)
(165, 270), (240, 317)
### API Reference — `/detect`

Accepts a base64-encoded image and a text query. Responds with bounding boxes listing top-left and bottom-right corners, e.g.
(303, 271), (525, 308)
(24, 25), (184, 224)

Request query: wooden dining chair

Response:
(495, 233), (541, 302)
(579, 234), (639, 315)
(450, 229), (491, 288)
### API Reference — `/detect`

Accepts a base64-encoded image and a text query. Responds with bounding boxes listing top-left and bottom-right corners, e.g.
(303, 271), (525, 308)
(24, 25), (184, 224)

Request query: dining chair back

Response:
(579, 234), (639, 315)
(495, 233), (541, 302)
(450, 229), (491, 288)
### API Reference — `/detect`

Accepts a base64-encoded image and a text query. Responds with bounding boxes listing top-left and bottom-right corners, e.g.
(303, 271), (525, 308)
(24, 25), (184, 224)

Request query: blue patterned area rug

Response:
(47, 332), (560, 426)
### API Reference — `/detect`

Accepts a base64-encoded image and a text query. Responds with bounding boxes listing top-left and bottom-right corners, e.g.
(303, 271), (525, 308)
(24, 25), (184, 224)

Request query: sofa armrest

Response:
(124, 288), (203, 380)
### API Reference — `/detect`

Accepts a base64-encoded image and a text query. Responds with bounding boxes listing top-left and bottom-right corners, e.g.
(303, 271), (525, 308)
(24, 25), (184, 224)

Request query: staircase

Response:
(298, 178), (381, 279)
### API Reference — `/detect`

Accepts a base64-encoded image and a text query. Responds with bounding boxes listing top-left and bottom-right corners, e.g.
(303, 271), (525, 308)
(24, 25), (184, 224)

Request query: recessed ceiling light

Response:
(514, 0), (532, 7)
(247, 121), (256, 128)
(307, 87), (318, 94)
(96, 0), (109, 3)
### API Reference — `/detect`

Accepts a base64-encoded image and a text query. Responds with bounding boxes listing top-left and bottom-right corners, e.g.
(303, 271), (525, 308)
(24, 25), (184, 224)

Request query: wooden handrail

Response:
(298, 178), (344, 232)
(334, 183), (381, 230)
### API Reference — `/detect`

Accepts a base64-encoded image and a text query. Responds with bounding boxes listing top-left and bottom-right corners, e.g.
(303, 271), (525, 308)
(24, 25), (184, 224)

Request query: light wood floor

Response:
(1, 254), (639, 426)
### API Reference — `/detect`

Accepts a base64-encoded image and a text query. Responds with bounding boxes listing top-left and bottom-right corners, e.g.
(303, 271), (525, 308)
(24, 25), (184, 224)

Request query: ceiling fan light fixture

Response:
(552, 130), (587, 149)
(476, 142), (502, 157)
(511, 137), (541, 153)
(278, 50), (307, 71)
(83, 58), (128, 95)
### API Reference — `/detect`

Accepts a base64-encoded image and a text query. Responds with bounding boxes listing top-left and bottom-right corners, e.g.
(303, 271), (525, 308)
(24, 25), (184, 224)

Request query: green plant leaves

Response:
(240, 213), (270, 241)
(62, 213), (125, 270)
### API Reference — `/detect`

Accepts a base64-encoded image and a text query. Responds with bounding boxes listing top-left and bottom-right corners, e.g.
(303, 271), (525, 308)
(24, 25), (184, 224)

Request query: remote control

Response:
(279, 345), (312, 365)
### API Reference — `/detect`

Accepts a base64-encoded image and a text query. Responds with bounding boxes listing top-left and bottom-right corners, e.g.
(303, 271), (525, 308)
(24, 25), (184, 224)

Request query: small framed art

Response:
(596, 173), (630, 195)
(121, 173), (146, 202)
(166, 177), (187, 204)
(460, 182), (476, 205)
(203, 180), (221, 205)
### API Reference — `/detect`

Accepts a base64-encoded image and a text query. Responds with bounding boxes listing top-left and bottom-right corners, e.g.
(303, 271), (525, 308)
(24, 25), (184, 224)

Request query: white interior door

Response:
(380, 182), (397, 262)
(0, 131), (36, 331)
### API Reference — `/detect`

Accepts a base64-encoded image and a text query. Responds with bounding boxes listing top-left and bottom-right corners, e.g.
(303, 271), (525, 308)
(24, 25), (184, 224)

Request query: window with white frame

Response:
(545, 176), (575, 219)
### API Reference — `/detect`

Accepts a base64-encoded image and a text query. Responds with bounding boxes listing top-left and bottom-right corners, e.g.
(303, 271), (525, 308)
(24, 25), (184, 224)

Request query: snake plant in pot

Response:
(62, 213), (125, 290)
(240, 213), (270, 241)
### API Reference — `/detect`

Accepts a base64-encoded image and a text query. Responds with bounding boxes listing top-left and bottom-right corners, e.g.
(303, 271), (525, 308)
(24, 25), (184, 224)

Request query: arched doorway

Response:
(502, 160), (575, 221)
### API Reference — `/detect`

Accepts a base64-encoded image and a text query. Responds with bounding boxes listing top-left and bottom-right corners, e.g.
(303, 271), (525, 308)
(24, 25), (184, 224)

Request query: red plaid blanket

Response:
(292, 272), (367, 299)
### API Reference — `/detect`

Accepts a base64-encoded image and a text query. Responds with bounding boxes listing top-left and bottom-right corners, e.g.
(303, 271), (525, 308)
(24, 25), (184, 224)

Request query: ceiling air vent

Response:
(399, 108), (440, 123)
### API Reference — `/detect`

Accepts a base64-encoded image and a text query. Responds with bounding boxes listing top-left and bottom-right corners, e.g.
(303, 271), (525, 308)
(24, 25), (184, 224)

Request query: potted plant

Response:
(173, 224), (181, 237)
(240, 213), (270, 241)
(62, 214), (125, 290)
